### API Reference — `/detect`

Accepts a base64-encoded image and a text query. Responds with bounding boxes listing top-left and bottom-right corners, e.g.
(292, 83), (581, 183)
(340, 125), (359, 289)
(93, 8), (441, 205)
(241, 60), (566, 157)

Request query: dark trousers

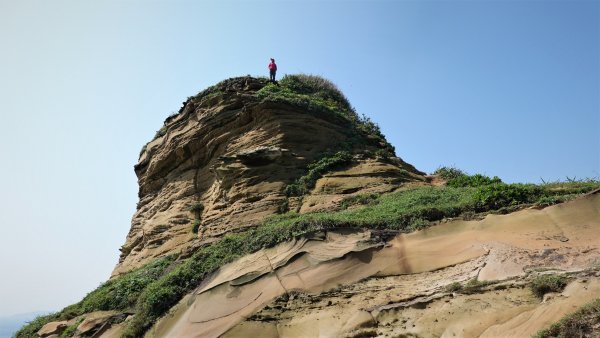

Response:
(270, 70), (276, 82)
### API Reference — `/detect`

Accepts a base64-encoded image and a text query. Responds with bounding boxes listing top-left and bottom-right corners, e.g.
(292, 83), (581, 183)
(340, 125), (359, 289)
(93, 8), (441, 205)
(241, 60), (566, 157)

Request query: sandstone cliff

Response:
(115, 76), (425, 275)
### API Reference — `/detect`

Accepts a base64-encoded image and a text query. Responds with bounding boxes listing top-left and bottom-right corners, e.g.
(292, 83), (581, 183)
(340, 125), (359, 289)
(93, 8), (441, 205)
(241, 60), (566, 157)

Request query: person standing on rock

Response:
(268, 58), (277, 83)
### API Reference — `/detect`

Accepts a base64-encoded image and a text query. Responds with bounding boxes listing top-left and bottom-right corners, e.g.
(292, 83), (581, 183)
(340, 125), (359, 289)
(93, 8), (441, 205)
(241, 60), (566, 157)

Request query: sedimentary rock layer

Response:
(146, 191), (600, 338)
(114, 77), (424, 275)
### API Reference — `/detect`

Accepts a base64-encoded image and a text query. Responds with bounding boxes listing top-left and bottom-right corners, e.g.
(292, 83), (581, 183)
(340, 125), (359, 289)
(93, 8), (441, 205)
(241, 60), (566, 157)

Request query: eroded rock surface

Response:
(37, 321), (69, 337)
(145, 191), (600, 338)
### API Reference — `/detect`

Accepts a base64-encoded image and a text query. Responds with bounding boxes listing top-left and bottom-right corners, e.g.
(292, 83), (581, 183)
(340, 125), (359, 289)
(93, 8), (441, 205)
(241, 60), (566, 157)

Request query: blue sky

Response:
(0, 0), (598, 317)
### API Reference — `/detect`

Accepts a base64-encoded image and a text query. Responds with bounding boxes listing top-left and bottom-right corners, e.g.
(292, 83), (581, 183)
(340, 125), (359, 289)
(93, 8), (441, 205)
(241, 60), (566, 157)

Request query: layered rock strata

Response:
(148, 191), (600, 338)
(115, 77), (425, 275)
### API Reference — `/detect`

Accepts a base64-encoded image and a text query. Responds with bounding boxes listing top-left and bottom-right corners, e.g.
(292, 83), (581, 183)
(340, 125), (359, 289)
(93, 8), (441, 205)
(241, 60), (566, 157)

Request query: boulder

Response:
(37, 321), (68, 337)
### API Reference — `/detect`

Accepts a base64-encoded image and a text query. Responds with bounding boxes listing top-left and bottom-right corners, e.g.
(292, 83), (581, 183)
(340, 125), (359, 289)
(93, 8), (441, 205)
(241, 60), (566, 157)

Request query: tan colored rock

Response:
(301, 158), (425, 213)
(37, 321), (68, 337)
(148, 192), (600, 337)
(113, 77), (425, 275)
(76, 311), (124, 337)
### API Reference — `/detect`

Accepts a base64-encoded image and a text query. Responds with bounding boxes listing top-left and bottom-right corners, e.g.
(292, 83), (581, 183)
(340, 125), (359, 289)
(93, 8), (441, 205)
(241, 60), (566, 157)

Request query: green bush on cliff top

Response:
(257, 74), (392, 153)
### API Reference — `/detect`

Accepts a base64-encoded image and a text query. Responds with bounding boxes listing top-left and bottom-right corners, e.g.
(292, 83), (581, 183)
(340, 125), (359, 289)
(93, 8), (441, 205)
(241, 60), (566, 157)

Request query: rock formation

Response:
(17, 75), (600, 338)
(148, 192), (600, 337)
(115, 76), (424, 275)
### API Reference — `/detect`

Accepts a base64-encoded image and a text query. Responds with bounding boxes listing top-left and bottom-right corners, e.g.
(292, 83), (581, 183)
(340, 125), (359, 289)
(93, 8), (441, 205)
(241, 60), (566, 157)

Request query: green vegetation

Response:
(533, 298), (600, 338)
(188, 203), (204, 214)
(473, 183), (544, 210)
(64, 256), (174, 314)
(191, 219), (201, 234)
(445, 281), (463, 293)
(444, 278), (496, 294)
(434, 166), (599, 210)
(13, 313), (59, 338)
(256, 74), (393, 153)
(434, 166), (502, 187)
(277, 198), (289, 213)
(284, 151), (353, 197)
(257, 74), (353, 118)
(433, 166), (466, 181)
(190, 76), (253, 102)
(340, 193), (379, 210)
(59, 317), (84, 338)
(14, 256), (174, 338)
(461, 278), (496, 294)
(188, 203), (204, 233)
(154, 126), (167, 139)
(447, 174), (503, 188)
(530, 274), (568, 298)
(139, 144), (147, 158)
(276, 186), (477, 231)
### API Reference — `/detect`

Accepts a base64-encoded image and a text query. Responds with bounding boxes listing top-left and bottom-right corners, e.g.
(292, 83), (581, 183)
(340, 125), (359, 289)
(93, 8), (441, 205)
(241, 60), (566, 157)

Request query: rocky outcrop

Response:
(37, 321), (69, 337)
(114, 77), (425, 275)
(147, 191), (600, 338)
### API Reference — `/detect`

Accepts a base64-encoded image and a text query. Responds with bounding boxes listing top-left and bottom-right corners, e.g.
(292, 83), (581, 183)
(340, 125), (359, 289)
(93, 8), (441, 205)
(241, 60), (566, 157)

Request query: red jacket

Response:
(268, 62), (277, 71)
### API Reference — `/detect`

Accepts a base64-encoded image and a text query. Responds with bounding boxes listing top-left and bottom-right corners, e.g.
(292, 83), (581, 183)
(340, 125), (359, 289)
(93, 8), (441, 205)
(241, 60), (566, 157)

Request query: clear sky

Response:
(0, 0), (598, 317)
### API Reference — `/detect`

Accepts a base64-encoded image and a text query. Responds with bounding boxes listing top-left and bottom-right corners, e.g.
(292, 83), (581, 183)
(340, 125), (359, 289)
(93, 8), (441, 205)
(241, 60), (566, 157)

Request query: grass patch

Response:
(284, 151), (353, 197)
(272, 186), (479, 233)
(530, 274), (568, 298)
(533, 298), (600, 338)
(59, 317), (84, 338)
(474, 183), (544, 211)
(256, 74), (393, 153)
(257, 74), (353, 118)
(447, 174), (503, 188)
(445, 278), (496, 294)
(435, 167), (599, 210)
(445, 281), (463, 293)
(434, 166), (502, 188)
(188, 203), (204, 233)
(340, 193), (379, 210)
(461, 278), (496, 294)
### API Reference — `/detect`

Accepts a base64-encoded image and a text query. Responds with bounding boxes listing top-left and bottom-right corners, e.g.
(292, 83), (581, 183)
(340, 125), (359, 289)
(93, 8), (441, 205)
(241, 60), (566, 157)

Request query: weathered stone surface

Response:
(113, 77), (425, 275)
(76, 311), (125, 337)
(37, 321), (68, 337)
(149, 192), (600, 338)
(300, 157), (425, 213)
